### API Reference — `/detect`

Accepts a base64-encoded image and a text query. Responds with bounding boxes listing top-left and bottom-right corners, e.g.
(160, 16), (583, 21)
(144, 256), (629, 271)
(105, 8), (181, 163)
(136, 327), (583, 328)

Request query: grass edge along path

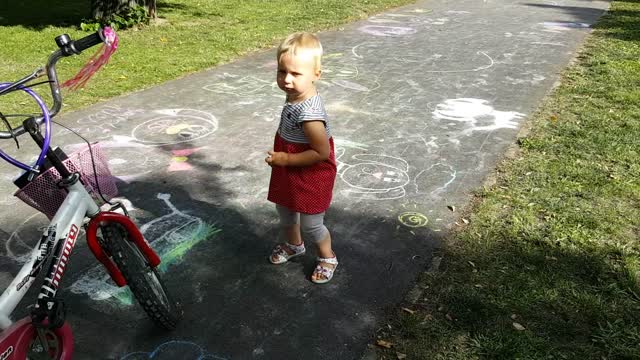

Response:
(375, 1), (640, 359)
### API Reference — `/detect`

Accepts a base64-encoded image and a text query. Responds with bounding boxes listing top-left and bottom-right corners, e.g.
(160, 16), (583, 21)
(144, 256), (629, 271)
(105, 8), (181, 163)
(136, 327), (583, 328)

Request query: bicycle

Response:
(0, 27), (182, 359)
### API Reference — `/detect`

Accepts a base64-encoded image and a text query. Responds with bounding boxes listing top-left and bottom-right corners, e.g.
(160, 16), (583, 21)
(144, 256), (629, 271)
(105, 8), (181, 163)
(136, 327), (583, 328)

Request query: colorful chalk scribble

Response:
(69, 193), (219, 305)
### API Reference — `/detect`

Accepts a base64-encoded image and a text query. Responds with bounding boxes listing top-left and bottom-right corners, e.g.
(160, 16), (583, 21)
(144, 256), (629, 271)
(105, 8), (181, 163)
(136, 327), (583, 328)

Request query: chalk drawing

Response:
(58, 105), (145, 140)
(541, 22), (590, 31)
(4, 213), (49, 262)
(252, 105), (282, 122)
(398, 212), (429, 228)
(414, 163), (457, 196)
(67, 136), (166, 182)
(394, 51), (494, 73)
(367, 17), (402, 24)
(120, 341), (228, 360)
(335, 142), (410, 201)
(168, 148), (202, 172)
(0, 193), (18, 206)
(359, 25), (417, 37)
(203, 73), (279, 96)
(506, 73), (546, 85)
(69, 193), (220, 304)
(132, 109), (218, 145)
(432, 98), (525, 135)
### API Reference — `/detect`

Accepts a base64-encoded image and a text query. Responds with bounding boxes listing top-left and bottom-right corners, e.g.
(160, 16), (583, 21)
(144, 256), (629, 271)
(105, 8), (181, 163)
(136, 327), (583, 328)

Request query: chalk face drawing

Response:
(359, 25), (417, 37)
(398, 212), (429, 228)
(69, 193), (220, 304)
(131, 109), (218, 145)
(335, 144), (410, 201)
(120, 341), (228, 360)
(203, 73), (279, 97)
(432, 98), (525, 135)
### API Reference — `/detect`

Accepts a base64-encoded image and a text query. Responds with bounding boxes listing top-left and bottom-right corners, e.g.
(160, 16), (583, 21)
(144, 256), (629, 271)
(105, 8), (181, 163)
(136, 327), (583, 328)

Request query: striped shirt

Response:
(277, 94), (331, 144)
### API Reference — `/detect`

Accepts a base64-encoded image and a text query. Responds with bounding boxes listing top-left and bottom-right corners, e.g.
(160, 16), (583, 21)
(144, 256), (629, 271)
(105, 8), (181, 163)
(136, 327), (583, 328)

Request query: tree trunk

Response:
(91, 0), (149, 19)
(148, 0), (157, 19)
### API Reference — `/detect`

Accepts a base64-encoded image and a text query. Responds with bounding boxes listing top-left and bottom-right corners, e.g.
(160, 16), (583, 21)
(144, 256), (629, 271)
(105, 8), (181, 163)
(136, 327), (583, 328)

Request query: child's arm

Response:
(266, 120), (329, 167)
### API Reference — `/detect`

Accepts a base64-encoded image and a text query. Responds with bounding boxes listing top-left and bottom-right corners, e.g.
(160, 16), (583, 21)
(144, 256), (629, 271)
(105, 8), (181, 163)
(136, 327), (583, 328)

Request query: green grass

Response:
(376, 1), (640, 359)
(0, 0), (414, 123)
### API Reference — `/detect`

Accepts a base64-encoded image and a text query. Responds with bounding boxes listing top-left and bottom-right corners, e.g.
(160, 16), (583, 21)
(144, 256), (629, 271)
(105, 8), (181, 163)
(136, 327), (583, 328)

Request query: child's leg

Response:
(270, 205), (304, 264)
(276, 204), (302, 245)
(300, 212), (337, 283)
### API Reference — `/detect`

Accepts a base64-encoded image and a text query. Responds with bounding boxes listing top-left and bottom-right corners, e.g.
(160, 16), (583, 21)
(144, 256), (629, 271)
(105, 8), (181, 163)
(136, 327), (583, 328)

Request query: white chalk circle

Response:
(132, 109), (218, 145)
(359, 25), (417, 37)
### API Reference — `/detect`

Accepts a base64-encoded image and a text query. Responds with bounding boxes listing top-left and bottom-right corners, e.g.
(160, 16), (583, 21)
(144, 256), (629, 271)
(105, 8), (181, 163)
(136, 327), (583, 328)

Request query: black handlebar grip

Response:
(72, 31), (103, 54)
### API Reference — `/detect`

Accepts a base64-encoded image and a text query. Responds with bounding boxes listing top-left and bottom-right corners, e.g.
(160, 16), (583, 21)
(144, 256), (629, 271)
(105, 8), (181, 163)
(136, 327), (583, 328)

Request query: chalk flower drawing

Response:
(69, 193), (219, 304)
(432, 98), (525, 135)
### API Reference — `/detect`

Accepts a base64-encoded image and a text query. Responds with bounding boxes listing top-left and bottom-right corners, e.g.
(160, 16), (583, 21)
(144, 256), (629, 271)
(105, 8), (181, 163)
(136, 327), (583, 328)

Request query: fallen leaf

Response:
(445, 313), (453, 321)
(447, 205), (456, 212)
(512, 322), (526, 331)
(397, 352), (407, 359)
(462, 218), (469, 224)
(401, 307), (415, 314)
(511, 314), (518, 320)
(423, 314), (433, 321)
(468, 261), (476, 267)
(376, 340), (393, 349)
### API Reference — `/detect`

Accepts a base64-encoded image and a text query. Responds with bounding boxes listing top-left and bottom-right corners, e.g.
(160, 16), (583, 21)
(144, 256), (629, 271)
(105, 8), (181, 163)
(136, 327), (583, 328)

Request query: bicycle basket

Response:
(14, 143), (118, 219)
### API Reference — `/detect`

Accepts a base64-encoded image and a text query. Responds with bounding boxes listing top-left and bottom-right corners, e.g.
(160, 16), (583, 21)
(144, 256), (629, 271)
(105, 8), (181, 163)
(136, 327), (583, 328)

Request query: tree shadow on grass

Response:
(0, 0), (90, 29)
(377, 236), (640, 359)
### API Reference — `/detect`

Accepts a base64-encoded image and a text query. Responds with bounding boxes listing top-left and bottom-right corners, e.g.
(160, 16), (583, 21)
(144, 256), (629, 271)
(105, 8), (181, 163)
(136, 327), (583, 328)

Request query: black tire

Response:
(100, 223), (182, 330)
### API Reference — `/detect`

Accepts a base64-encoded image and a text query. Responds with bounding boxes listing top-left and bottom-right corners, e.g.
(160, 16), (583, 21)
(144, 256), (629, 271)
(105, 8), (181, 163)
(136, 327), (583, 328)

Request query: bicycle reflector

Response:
(62, 27), (119, 91)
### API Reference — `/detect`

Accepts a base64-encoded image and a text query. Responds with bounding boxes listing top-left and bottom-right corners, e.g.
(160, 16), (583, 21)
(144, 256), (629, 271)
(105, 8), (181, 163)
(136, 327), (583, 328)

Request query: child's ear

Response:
(315, 69), (322, 80)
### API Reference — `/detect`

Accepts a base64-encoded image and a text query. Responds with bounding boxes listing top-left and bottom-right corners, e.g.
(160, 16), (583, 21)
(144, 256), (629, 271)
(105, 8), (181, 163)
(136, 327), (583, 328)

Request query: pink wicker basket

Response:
(14, 143), (118, 219)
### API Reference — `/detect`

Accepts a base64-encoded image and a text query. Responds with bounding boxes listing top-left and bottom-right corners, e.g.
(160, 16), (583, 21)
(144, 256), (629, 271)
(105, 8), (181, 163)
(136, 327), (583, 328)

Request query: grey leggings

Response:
(276, 204), (329, 243)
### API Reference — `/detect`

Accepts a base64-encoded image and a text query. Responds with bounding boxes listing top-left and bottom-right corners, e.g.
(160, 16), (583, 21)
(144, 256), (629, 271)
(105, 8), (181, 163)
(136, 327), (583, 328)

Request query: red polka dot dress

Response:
(267, 95), (336, 214)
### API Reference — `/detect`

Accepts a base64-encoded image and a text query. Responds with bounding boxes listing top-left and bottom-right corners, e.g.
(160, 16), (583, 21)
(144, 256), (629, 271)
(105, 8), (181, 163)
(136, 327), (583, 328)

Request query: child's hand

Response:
(265, 150), (289, 166)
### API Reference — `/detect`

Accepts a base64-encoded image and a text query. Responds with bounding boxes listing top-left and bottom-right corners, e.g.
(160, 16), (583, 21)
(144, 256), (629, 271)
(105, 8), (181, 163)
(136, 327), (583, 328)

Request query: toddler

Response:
(265, 32), (338, 284)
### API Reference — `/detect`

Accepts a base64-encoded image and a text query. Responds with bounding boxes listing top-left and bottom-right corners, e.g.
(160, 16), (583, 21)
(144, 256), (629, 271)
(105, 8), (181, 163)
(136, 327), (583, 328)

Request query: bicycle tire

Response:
(26, 322), (73, 360)
(100, 223), (182, 330)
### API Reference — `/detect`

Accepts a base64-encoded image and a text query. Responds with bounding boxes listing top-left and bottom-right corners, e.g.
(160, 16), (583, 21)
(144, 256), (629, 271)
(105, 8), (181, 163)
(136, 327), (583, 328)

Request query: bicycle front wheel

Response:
(101, 223), (182, 330)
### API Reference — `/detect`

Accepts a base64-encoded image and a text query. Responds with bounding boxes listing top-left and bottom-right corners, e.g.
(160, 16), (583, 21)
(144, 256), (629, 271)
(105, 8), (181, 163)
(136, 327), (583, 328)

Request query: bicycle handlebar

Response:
(0, 28), (108, 140)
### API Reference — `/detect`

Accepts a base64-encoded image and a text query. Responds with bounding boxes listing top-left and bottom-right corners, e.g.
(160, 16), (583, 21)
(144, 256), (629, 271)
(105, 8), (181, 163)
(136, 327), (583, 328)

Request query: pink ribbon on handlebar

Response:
(62, 27), (119, 91)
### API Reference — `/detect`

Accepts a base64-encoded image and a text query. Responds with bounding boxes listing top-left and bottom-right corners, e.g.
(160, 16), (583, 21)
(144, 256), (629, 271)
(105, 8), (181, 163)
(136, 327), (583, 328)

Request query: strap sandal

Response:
(269, 242), (306, 264)
(311, 253), (338, 284)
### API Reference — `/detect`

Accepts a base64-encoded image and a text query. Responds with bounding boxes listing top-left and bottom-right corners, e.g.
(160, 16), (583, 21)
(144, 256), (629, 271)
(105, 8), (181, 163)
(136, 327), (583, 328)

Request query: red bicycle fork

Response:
(86, 211), (161, 287)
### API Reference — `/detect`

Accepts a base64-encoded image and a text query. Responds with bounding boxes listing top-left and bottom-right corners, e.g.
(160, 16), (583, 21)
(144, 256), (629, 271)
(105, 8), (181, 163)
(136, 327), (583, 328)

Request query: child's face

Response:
(277, 51), (321, 103)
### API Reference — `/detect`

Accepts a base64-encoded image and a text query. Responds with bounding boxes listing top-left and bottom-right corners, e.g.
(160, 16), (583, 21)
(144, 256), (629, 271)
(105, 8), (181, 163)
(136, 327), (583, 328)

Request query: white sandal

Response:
(269, 242), (306, 264)
(311, 254), (338, 284)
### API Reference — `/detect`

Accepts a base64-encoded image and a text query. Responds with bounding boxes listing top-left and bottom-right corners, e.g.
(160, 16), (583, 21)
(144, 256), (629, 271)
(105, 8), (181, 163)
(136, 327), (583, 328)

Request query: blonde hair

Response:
(277, 32), (323, 71)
